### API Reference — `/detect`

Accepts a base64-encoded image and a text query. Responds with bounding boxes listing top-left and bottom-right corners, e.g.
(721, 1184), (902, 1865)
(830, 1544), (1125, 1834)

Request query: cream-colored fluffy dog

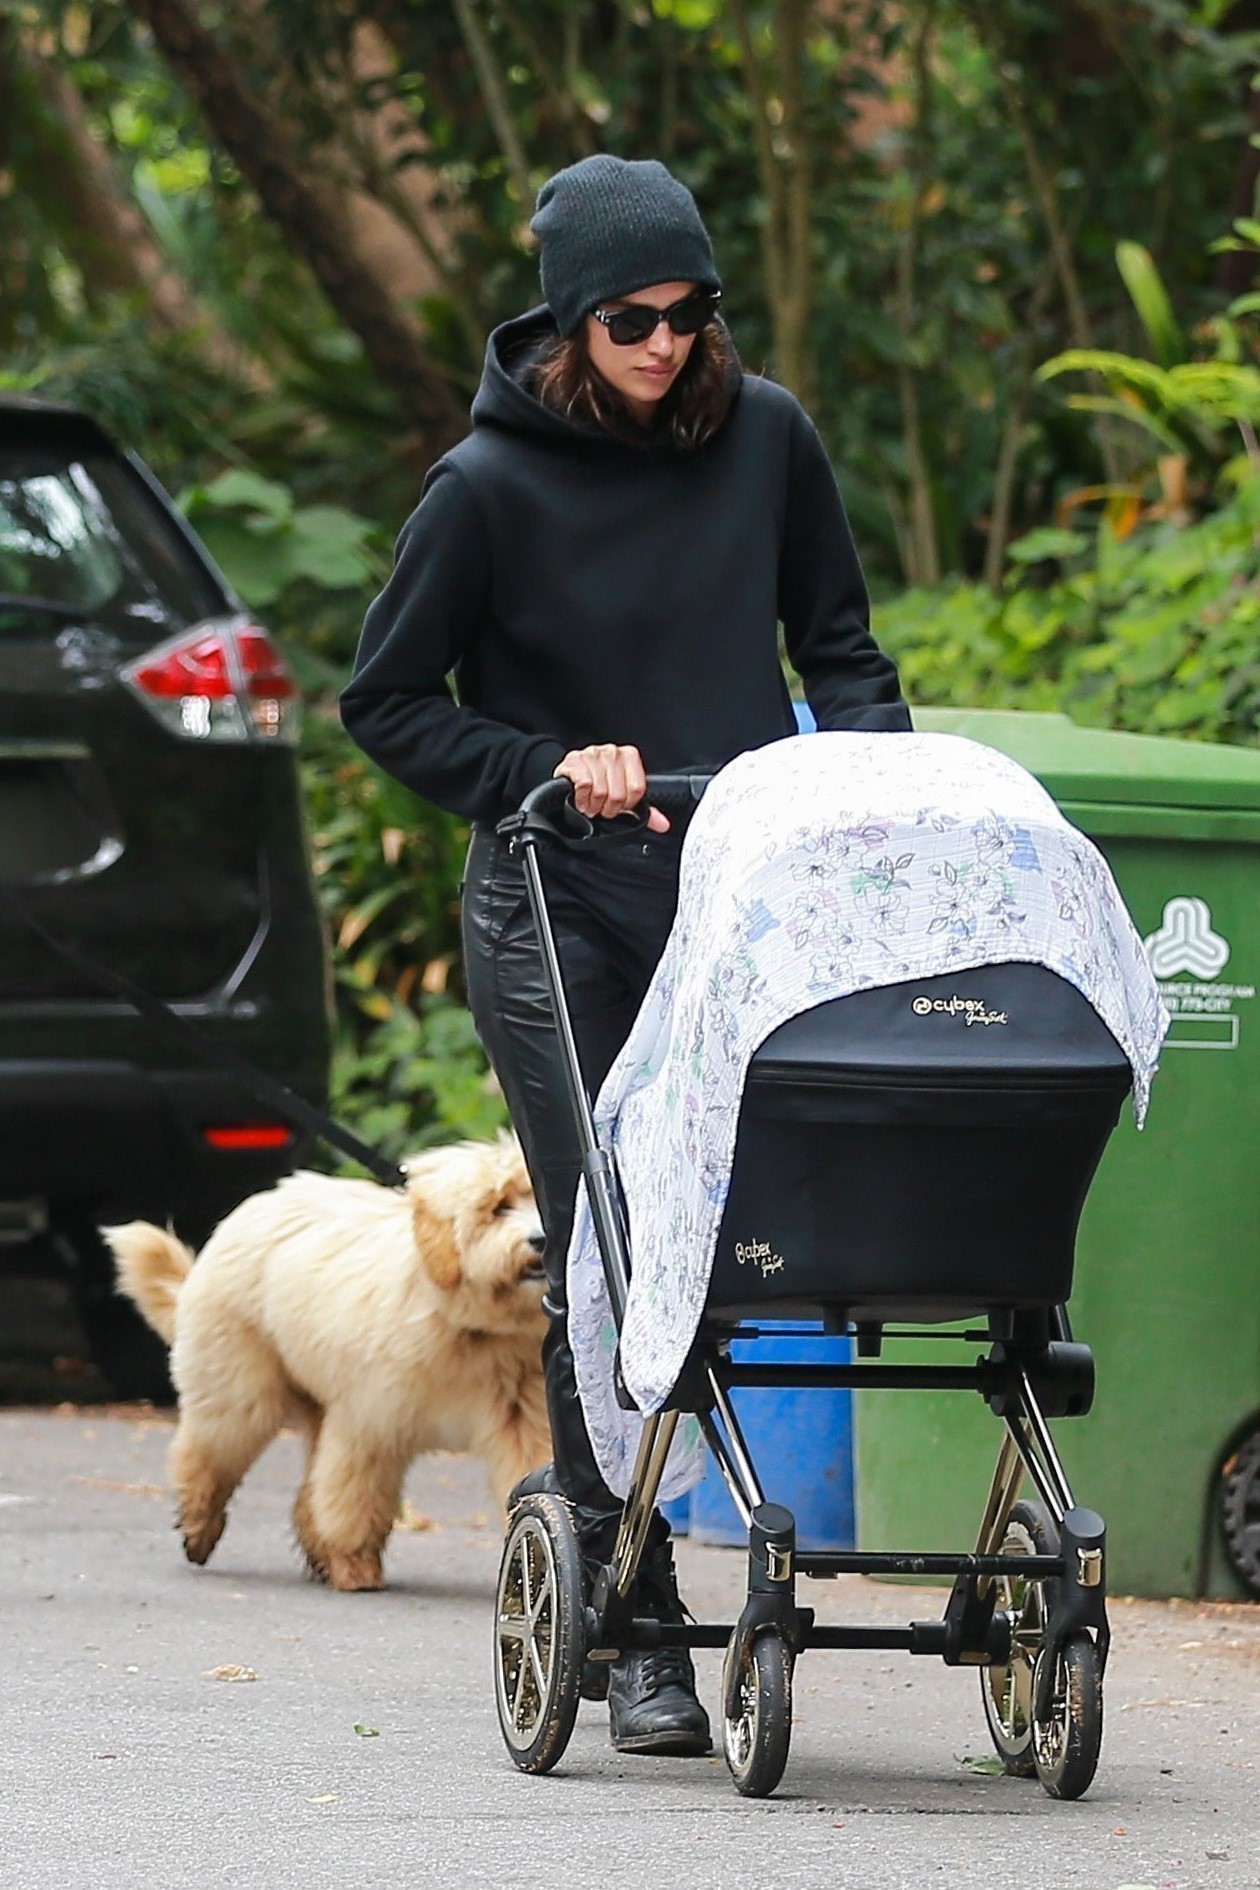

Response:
(106, 1135), (550, 1591)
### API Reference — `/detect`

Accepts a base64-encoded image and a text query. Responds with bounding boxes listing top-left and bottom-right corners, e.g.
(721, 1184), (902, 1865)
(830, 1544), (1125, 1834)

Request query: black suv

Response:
(0, 395), (331, 1393)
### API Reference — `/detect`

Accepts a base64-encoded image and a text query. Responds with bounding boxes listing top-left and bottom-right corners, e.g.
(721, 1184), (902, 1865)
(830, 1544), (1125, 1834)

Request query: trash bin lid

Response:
(911, 708), (1260, 842)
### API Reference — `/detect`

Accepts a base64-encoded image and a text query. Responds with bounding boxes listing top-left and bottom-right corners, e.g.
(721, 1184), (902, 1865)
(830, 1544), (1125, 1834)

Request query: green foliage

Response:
(878, 477), (1260, 745)
(1038, 233), (1260, 499)
(301, 712), (503, 1165)
(328, 995), (507, 1165)
(302, 715), (466, 983)
(179, 469), (386, 610)
(1041, 349), (1260, 452)
(1115, 240), (1187, 371)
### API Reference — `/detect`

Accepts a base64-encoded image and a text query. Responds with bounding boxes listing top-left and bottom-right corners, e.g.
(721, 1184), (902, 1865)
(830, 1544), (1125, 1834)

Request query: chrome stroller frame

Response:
(492, 776), (1112, 1800)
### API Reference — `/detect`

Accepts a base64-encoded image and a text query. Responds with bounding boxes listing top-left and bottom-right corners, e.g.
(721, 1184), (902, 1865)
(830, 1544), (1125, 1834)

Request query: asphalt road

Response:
(1, 1406), (1257, 1890)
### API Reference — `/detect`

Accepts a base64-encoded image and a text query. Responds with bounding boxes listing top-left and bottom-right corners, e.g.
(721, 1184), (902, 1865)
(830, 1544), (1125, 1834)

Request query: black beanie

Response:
(531, 155), (721, 338)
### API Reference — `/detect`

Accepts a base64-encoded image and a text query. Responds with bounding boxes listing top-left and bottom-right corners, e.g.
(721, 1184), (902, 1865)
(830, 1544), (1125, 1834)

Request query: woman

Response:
(341, 154), (911, 1756)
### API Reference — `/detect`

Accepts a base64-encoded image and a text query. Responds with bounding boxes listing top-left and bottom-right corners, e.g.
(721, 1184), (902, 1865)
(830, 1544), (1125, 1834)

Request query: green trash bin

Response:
(855, 708), (1260, 1600)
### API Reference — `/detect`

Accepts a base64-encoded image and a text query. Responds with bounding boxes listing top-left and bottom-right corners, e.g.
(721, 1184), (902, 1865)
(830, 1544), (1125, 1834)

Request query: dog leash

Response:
(1, 887), (409, 1190)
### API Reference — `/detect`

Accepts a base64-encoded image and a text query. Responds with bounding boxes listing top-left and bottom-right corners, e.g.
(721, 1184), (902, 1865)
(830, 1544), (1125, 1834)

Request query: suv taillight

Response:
(121, 615), (299, 744)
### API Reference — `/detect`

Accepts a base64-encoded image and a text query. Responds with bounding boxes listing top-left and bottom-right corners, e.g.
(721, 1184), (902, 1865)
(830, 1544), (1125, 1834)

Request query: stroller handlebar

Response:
(498, 771), (714, 848)
(643, 771), (715, 817)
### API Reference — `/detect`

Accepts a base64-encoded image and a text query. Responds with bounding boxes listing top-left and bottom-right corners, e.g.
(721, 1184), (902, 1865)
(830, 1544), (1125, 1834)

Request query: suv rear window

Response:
(0, 444), (224, 633)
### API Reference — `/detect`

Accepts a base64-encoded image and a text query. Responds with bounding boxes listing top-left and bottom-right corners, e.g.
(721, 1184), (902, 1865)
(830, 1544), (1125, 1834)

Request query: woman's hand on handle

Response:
(553, 745), (671, 833)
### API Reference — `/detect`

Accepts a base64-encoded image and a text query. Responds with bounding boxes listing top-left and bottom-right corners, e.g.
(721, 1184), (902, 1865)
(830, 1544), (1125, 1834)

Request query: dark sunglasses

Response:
(590, 291), (722, 347)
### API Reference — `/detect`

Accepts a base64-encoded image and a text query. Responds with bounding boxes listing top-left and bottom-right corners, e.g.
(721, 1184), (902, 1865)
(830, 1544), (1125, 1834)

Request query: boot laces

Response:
(635, 1645), (694, 1696)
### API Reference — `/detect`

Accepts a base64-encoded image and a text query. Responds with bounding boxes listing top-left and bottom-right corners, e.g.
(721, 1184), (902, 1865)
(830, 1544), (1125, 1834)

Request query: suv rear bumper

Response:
(0, 1059), (319, 1239)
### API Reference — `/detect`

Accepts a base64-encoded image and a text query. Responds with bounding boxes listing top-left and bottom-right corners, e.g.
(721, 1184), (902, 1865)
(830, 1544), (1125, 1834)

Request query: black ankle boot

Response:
(607, 1544), (711, 1756)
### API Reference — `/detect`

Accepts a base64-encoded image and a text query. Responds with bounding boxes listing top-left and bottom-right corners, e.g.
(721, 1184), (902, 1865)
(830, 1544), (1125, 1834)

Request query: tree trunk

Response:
(976, 10), (1123, 485)
(982, 263), (1058, 591)
(337, 23), (487, 359)
(497, 0), (596, 158)
(729, 0), (815, 401)
(452, 0), (535, 211)
(893, 0), (940, 587)
(1219, 79), (1260, 298)
(126, 0), (464, 442)
(0, 21), (268, 385)
(774, 0), (815, 406)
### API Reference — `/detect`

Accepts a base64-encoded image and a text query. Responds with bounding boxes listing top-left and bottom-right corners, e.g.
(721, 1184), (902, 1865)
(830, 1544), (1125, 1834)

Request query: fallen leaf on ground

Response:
(353, 1723), (380, 1738)
(395, 1503), (435, 1532)
(955, 1753), (1004, 1775)
(202, 1665), (259, 1682)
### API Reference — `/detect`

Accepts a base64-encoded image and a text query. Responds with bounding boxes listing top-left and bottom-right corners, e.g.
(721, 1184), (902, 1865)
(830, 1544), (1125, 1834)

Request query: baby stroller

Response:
(492, 766), (1138, 1801)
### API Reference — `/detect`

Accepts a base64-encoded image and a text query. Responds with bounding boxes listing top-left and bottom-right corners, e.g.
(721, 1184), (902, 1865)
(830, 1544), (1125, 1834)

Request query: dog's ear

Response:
(412, 1196), (462, 1293)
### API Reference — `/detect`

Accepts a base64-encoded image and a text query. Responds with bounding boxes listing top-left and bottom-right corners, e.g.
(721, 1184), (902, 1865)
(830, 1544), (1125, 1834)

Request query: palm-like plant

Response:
(1039, 231), (1260, 497)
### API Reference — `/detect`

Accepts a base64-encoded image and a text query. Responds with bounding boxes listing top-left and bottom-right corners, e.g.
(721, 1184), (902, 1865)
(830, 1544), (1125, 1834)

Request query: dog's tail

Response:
(104, 1222), (195, 1346)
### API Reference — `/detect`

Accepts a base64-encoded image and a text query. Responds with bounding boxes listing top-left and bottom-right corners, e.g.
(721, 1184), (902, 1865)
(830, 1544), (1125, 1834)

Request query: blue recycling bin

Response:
(660, 1492), (692, 1536)
(689, 1328), (856, 1549)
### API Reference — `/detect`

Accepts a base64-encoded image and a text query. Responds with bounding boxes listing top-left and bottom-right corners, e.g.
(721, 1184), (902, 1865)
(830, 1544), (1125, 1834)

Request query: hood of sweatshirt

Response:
(468, 304), (742, 452)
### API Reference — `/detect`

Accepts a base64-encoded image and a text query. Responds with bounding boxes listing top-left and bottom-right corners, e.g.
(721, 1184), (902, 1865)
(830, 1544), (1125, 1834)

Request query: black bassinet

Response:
(708, 961), (1132, 1322)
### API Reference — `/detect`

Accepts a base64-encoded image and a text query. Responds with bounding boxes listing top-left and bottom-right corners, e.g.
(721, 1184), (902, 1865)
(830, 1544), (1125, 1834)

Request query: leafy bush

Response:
(301, 712), (506, 1165)
(326, 995), (508, 1162)
(179, 469), (386, 610)
(878, 476), (1260, 745)
(1038, 233), (1260, 503)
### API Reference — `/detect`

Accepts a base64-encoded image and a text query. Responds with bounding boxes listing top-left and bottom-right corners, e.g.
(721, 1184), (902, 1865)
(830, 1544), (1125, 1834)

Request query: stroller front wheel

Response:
(1030, 1632), (1103, 1801)
(494, 1492), (585, 1773)
(721, 1627), (793, 1798)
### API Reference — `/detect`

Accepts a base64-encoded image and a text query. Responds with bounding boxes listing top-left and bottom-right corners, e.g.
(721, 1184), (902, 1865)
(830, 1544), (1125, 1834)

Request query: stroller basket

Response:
(709, 962), (1132, 1322)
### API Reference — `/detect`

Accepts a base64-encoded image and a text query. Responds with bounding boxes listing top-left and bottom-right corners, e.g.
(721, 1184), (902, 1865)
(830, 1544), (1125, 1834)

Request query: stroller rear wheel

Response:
(494, 1492), (585, 1774)
(721, 1627), (793, 1798)
(979, 1498), (1103, 1800)
(980, 1499), (1056, 1778)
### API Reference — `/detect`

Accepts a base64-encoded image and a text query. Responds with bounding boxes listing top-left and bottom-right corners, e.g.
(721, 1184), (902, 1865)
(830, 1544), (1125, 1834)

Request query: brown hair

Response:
(532, 317), (738, 451)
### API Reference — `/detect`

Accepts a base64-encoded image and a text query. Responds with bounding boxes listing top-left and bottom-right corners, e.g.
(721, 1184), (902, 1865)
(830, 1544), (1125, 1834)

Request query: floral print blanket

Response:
(565, 732), (1168, 1501)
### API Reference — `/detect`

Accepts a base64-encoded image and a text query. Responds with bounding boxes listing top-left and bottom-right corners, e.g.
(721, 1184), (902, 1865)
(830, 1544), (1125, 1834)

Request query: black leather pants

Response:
(461, 824), (683, 1559)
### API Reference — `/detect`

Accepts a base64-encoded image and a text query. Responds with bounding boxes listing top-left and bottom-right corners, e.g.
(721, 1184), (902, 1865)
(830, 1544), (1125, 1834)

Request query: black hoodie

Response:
(340, 309), (910, 824)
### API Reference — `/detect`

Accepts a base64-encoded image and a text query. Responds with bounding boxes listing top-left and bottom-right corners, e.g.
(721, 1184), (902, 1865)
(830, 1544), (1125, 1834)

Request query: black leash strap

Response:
(1, 888), (409, 1190)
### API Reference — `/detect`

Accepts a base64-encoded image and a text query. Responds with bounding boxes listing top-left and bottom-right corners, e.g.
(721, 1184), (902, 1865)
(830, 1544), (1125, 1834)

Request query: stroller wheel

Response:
(1030, 1632), (1103, 1801)
(980, 1500), (1058, 1778)
(494, 1492), (585, 1774)
(1221, 1428), (1260, 1598)
(721, 1627), (793, 1799)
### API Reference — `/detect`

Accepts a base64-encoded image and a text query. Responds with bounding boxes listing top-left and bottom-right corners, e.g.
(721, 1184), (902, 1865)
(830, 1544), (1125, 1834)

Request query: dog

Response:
(106, 1134), (551, 1591)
